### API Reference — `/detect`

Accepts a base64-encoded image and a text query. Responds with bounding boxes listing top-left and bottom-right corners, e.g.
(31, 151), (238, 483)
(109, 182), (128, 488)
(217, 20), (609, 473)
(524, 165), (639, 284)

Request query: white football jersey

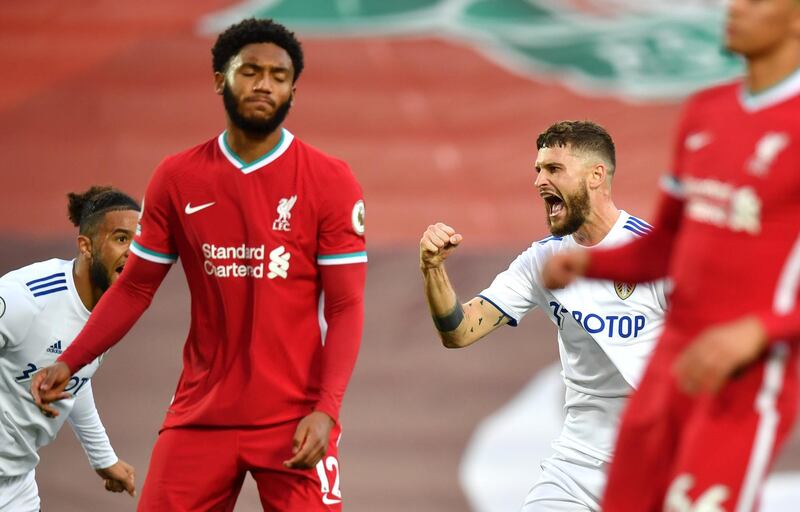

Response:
(480, 211), (666, 461)
(0, 258), (117, 476)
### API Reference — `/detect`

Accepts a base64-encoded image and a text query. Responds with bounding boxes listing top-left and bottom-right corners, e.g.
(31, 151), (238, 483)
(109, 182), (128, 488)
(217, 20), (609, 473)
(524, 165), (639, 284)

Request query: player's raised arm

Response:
(420, 223), (509, 348)
(32, 254), (170, 411)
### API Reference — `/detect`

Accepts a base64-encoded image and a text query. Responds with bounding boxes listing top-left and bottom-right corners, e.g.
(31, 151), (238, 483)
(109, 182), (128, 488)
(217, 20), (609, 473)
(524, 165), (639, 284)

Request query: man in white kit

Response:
(419, 121), (666, 511)
(0, 186), (137, 510)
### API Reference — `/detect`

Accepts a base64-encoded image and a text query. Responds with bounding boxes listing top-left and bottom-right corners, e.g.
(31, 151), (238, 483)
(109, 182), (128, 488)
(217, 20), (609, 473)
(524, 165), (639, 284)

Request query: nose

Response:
(253, 75), (272, 92)
(534, 171), (547, 189)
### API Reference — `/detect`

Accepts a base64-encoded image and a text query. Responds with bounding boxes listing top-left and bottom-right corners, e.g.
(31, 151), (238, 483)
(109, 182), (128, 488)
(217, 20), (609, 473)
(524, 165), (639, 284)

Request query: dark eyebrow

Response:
(239, 63), (290, 74)
(112, 228), (135, 236)
(537, 161), (563, 170)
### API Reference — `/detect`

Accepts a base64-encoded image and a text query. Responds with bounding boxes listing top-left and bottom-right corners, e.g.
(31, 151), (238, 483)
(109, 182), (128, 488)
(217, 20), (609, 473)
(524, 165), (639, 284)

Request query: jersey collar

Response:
(566, 210), (629, 249)
(217, 128), (295, 174)
(739, 66), (800, 112)
(594, 210), (631, 249)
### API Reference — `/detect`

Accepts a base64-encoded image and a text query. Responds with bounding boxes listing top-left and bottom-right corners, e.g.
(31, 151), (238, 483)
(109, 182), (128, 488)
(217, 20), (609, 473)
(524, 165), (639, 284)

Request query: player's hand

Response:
(30, 362), (73, 418)
(420, 222), (463, 270)
(283, 411), (335, 470)
(541, 251), (589, 289)
(674, 315), (768, 395)
(96, 459), (136, 497)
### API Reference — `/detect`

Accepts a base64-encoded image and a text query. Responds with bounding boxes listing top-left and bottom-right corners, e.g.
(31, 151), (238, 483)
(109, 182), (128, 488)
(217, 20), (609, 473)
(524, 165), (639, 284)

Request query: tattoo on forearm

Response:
(492, 315), (504, 327)
(433, 302), (465, 332)
(478, 317), (483, 325)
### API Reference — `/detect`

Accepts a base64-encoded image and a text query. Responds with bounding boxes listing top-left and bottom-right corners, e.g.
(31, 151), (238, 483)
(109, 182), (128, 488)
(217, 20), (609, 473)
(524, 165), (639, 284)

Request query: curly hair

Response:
(211, 18), (304, 82)
(67, 186), (140, 237)
(537, 121), (616, 175)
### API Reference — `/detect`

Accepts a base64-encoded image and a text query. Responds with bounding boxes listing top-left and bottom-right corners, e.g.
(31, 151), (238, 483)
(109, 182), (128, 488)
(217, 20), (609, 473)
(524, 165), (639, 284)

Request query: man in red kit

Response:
(541, 1), (800, 510)
(31, 18), (366, 511)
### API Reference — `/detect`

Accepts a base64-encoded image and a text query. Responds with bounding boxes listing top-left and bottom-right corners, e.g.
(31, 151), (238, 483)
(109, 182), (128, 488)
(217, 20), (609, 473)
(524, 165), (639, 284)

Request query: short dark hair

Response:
(536, 121), (616, 175)
(67, 186), (140, 237)
(211, 18), (304, 82)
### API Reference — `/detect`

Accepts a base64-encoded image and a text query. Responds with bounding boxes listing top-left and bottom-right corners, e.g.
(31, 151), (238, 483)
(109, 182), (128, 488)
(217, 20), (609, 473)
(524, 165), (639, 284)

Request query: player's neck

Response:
(745, 42), (800, 94)
(224, 125), (284, 164)
(72, 259), (99, 310)
(573, 202), (620, 247)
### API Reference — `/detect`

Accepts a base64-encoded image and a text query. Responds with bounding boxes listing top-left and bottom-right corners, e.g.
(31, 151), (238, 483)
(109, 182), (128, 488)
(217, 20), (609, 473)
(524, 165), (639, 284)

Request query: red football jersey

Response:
(130, 129), (367, 428)
(659, 75), (800, 339)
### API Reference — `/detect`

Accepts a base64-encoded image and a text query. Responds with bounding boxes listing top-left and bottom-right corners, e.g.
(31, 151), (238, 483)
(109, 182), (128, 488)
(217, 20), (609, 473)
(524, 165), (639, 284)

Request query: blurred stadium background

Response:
(2, 0), (799, 510)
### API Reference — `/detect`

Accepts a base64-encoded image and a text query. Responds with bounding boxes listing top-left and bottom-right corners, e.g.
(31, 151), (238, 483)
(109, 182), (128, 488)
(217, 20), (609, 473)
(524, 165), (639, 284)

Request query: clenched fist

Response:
(96, 459), (136, 497)
(420, 223), (463, 270)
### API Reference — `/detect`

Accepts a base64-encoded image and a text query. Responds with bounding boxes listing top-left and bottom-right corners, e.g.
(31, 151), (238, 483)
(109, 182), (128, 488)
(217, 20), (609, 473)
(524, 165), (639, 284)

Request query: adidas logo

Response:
(46, 340), (63, 354)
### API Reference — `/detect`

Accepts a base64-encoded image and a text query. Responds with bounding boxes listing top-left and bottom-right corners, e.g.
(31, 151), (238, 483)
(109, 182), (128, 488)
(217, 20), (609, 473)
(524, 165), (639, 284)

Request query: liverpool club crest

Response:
(614, 281), (636, 300)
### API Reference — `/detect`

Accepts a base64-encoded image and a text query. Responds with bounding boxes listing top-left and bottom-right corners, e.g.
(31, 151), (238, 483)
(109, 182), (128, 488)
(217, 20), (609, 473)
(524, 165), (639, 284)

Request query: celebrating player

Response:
(542, 1), (800, 510)
(32, 18), (366, 511)
(0, 186), (137, 510)
(420, 121), (666, 511)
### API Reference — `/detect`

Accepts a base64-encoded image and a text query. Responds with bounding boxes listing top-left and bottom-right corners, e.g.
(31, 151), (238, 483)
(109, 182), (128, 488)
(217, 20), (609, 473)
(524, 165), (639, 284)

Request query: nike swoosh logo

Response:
(685, 132), (712, 151)
(185, 202), (216, 215)
(321, 495), (342, 505)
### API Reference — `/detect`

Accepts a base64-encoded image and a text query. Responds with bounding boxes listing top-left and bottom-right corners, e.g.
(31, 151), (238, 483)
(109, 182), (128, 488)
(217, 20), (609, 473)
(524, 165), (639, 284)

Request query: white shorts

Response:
(0, 469), (39, 512)
(521, 446), (607, 512)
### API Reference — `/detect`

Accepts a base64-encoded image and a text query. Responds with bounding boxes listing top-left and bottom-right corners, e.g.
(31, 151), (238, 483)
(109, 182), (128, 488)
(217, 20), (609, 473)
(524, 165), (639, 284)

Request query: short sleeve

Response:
(0, 279), (39, 350)
(317, 162), (367, 267)
(478, 247), (542, 326)
(131, 160), (179, 265)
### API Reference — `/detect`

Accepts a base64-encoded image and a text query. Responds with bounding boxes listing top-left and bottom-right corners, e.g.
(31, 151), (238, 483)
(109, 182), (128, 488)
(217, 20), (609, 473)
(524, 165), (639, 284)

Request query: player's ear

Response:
(214, 72), (225, 95)
(587, 163), (606, 190)
(77, 235), (92, 259)
(290, 85), (297, 106)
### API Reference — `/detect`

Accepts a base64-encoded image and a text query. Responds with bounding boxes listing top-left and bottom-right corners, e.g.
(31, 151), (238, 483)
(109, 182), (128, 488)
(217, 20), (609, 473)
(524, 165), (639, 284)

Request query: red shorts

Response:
(603, 333), (798, 512)
(137, 420), (343, 512)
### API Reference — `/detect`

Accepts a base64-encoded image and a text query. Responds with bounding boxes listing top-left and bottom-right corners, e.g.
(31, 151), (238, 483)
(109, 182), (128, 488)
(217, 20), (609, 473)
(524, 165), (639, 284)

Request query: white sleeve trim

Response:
(317, 251), (368, 266)
(660, 174), (685, 199)
(131, 240), (177, 265)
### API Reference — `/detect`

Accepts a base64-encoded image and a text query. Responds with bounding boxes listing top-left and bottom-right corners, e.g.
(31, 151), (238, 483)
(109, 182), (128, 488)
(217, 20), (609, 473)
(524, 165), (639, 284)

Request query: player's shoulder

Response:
(533, 234), (568, 253)
(0, 258), (72, 307)
(520, 234), (568, 262)
(293, 136), (357, 178)
(685, 80), (741, 110)
(619, 213), (652, 239)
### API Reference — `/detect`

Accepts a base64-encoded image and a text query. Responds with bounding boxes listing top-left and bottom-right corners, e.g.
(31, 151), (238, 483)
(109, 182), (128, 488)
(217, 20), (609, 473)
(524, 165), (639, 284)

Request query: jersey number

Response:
(316, 455), (342, 505)
(13, 364), (89, 395)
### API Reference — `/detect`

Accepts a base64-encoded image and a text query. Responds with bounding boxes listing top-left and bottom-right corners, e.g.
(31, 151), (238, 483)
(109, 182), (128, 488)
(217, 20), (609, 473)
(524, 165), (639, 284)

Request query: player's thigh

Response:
(0, 469), (39, 512)
(252, 465), (342, 512)
(666, 346), (798, 512)
(245, 421), (344, 512)
(521, 452), (605, 512)
(138, 428), (245, 512)
(603, 338), (688, 512)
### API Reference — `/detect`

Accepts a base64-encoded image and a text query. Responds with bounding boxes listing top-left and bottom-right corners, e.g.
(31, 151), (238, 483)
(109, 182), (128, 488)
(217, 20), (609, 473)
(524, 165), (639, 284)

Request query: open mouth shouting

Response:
(542, 192), (565, 218)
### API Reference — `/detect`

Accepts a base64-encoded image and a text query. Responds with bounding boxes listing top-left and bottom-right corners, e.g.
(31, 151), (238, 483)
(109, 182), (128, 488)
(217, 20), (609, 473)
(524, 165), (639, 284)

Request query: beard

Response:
(223, 83), (292, 137)
(546, 182), (591, 237)
(89, 250), (112, 294)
